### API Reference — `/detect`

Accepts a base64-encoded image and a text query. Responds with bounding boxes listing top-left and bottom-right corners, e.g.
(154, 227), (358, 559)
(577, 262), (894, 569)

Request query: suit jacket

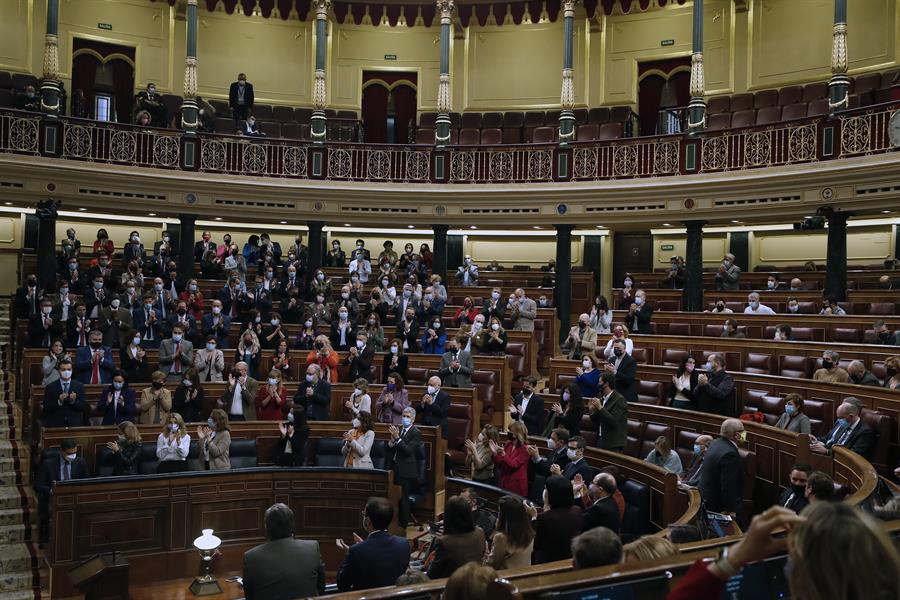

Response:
(336, 530), (410, 592)
(610, 353), (637, 403)
(421, 389), (450, 437)
(778, 488), (809, 514)
(66, 314), (95, 348)
(512, 391), (544, 436)
(819, 419), (876, 460)
(242, 537), (324, 600)
(15, 286), (44, 319)
(561, 326), (598, 360)
(531, 446), (570, 477)
(35, 456), (90, 497)
(389, 424), (422, 480)
(345, 344), (375, 382)
(201, 313), (231, 348)
(205, 429), (231, 470)
(851, 370), (882, 387)
(229, 82), (255, 110)
(292, 380), (332, 421)
(194, 348), (225, 382)
(27, 312), (62, 347)
(698, 437), (742, 513)
(438, 350), (473, 388)
(43, 379), (86, 427)
(581, 494), (621, 533)
(194, 239), (217, 262)
(426, 528), (486, 580)
(510, 298), (537, 331)
(562, 458), (594, 483)
(715, 264), (741, 290)
(481, 299), (506, 323)
(624, 303), (654, 334)
(694, 369), (736, 416)
(159, 338), (195, 378)
(132, 306), (165, 345)
(218, 378), (258, 420)
(74, 345), (115, 384)
(96, 387), (137, 425)
(533, 506), (583, 564)
(589, 391), (628, 450)
(98, 306), (133, 348)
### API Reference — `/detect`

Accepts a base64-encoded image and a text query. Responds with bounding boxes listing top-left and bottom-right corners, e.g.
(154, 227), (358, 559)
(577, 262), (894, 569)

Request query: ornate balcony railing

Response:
(0, 103), (897, 185)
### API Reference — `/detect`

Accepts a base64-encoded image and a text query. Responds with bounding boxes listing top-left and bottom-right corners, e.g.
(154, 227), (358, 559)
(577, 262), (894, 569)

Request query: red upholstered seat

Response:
(461, 112), (482, 129)
(782, 102), (808, 121)
(757, 395), (784, 425)
(707, 113), (731, 131)
(631, 347), (651, 364)
(406, 367), (430, 385)
(482, 112), (503, 129)
(446, 403), (473, 472)
(832, 328), (860, 343)
(272, 105), (295, 122)
(731, 109), (757, 128)
(459, 128), (480, 145)
(281, 123), (304, 139)
(790, 327), (814, 341)
(640, 423), (672, 458)
(869, 302), (895, 315)
(471, 370), (496, 423)
(803, 82), (828, 102)
(480, 128), (502, 145)
(576, 124), (599, 141)
(745, 353), (773, 375)
(667, 323), (691, 336)
(676, 430), (702, 466)
(252, 104), (273, 120)
(294, 107), (312, 123)
(258, 121), (281, 137)
(707, 96), (730, 114)
(597, 122), (624, 140)
(415, 128), (435, 144)
(626, 419), (644, 458)
(525, 111), (546, 127)
(662, 349), (689, 367)
(730, 93), (754, 112)
(588, 107), (610, 123)
(756, 106), (782, 125)
(803, 398), (830, 437)
(501, 127), (522, 144)
(419, 112), (438, 128)
(779, 355), (810, 379)
(861, 409), (890, 473)
(336, 110), (357, 120)
(778, 86), (803, 106)
(609, 106), (632, 122)
(753, 89), (778, 108)
(637, 380), (663, 405)
(573, 108), (589, 125)
(806, 99), (829, 116)
(448, 112), (462, 128)
(532, 126), (557, 143)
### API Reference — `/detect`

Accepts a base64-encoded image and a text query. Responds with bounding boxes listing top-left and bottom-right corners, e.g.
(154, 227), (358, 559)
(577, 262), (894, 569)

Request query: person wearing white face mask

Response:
(479, 317), (509, 355)
(293, 364), (332, 421)
(349, 250), (372, 284)
(99, 295), (133, 348)
(481, 287), (506, 323)
(388, 406), (422, 527)
(697, 419), (745, 515)
(574, 354), (602, 399)
(714, 253), (741, 291)
(198, 409), (231, 471)
(28, 298), (62, 348)
(156, 413), (191, 473)
(421, 316), (447, 355)
(527, 427), (572, 476)
(439, 337), (474, 388)
(548, 436), (593, 483)
(42, 359), (86, 427)
(342, 411), (375, 469)
(562, 313), (598, 361)
(382, 339), (409, 384)
(345, 378), (372, 417)
(743, 292), (775, 315)
(96, 370), (137, 425)
(624, 289), (654, 334)
(783, 298), (802, 315)
(256, 369), (288, 421)
(331, 306), (356, 352)
(173, 368), (205, 423)
(159, 323), (194, 382)
(201, 299), (232, 350)
(455, 255), (479, 287)
(36, 439), (88, 544)
(693, 353), (736, 416)
(344, 332), (375, 382)
(509, 288), (537, 332)
(420, 376), (450, 438)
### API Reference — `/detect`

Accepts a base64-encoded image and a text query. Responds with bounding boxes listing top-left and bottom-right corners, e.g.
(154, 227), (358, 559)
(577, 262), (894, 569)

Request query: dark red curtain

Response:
(71, 39), (135, 122)
(637, 57), (690, 135)
(392, 83), (417, 144)
(362, 84), (389, 143)
(361, 71), (417, 143)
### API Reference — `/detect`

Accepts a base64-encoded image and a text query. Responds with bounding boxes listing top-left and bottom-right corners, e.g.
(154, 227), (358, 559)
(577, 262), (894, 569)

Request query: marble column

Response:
(687, 0), (706, 132)
(435, 0), (455, 145)
(311, 0), (332, 142)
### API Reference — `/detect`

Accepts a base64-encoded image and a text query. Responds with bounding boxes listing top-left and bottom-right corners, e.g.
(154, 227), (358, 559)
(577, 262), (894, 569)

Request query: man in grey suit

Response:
(243, 503), (325, 599)
(508, 288), (537, 331)
(714, 253), (741, 291)
(158, 323), (194, 382)
(438, 337), (473, 388)
(588, 372), (628, 453)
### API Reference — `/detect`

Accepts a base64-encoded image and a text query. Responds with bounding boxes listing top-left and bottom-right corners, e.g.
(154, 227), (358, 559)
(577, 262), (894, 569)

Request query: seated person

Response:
(810, 400), (875, 459)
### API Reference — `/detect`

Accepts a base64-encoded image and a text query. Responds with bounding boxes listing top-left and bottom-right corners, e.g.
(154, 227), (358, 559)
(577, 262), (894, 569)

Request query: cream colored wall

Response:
(0, 213), (22, 295)
(0, 0), (33, 75)
(652, 234), (729, 267)
(464, 236), (579, 268)
(753, 227), (893, 268)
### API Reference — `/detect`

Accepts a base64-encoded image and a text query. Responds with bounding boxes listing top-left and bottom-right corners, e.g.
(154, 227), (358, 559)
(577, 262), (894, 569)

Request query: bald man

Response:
(419, 375), (450, 438)
(681, 434), (713, 487)
(508, 288), (537, 332)
(698, 419), (745, 515)
(811, 400), (875, 460)
(562, 313), (598, 360)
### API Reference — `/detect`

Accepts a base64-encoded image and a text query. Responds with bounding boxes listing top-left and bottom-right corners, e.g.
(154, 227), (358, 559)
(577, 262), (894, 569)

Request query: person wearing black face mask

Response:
(603, 340), (637, 404)
(777, 464), (812, 514)
(15, 274), (44, 320)
(872, 320), (900, 346)
(510, 376), (544, 435)
(74, 330), (114, 385)
(812, 350), (849, 384)
(706, 297), (733, 314)
(885, 357), (900, 390)
(588, 371), (628, 453)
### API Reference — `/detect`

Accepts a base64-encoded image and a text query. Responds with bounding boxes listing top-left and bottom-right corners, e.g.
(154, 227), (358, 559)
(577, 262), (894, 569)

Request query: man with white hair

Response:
(847, 360), (880, 386)
(220, 361), (259, 420)
(509, 288), (537, 332)
(419, 375), (450, 438)
(715, 253), (741, 291)
(455, 255), (479, 287)
(698, 418), (745, 515)
(293, 363), (332, 421)
(561, 313), (597, 360)
(388, 406), (423, 527)
(743, 292), (775, 315)
(811, 400), (875, 459)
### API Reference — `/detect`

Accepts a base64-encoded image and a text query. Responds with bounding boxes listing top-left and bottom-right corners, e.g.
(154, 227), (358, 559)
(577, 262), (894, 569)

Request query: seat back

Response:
(406, 367), (430, 385)
(667, 323), (691, 336)
(707, 96), (730, 114)
(778, 86), (803, 106)
(419, 112), (438, 128)
(754, 89), (778, 108)
(229, 439), (258, 469)
(738, 448), (757, 516)
(96, 446), (116, 477)
(459, 128), (480, 145)
(662, 349), (689, 367)
(505, 342), (528, 381)
(576, 124), (599, 141)
(860, 409), (889, 470)
(371, 440), (387, 470)
(447, 403), (473, 455)
(588, 107), (610, 123)
(471, 370), (497, 420)
(731, 109), (757, 128)
(314, 437), (346, 467)
(620, 479), (651, 542)
(675, 430), (701, 467)
(756, 106), (782, 125)
(185, 440), (203, 472)
(480, 128), (502, 145)
(730, 93), (754, 112)
(744, 353), (773, 375)
(532, 126), (556, 143)
(802, 398), (830, 437)
(482, 112), (503, 129)
(832, 327), (860, 343)
(626, 419), (644, 458)
(707, 113), (731, 131)
(597, 122), (623, 140)
(461, 112), (482, 129)
(636, 380), (663, 405)
(640, 423), (672, 458)
(137, 442), (160, 475)
(782, 102), (808, 121)
(779, 355), (810, 378)
(631, 347), (651, 364)
(869, 302), (895, 315)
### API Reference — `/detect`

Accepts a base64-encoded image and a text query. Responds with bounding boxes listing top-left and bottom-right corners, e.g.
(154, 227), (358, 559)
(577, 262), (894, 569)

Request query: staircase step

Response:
(0, 487), (28, 511)
(0, 543), (36, 574)
(0, 508), (28, 527)
(0, 570), (37, 593)
(0, 523), (30, 544)
(0, 590), (42, 600)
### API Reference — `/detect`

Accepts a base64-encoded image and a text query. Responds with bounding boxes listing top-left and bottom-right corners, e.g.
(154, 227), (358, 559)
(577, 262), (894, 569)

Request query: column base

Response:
(827, 75), (851, 114)
(180, 99), (199, 135)
(39, 80), (62, 116)
(311, 110), (327, 144)
(435, 113), (451, 147)
(687, 97), (707, 134)
(558, 110), (575, 145)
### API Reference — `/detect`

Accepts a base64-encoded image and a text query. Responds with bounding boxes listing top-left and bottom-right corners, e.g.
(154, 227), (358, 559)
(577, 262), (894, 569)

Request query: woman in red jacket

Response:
(454, 297), (480, 326)
(491, 421), (530, 497)
(255, 369), (288, 420)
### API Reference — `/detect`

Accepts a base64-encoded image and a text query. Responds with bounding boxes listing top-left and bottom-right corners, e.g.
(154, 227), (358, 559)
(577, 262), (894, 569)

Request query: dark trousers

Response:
(38, 494), (50, 543)
(232, 106), (250, 125)
(396, 476), (416, 527)
(228, 414), (246, 421)
(157, 460), (188, 474)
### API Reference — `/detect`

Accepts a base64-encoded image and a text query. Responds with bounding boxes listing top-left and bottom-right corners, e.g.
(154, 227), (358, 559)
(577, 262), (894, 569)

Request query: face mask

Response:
(341, 292), (350, 300)
(265, 272), (273, 280)
(253, 316), (261, 324)
(716, 304), (725, 311)
(401, 416), (412, 427)
(60, 370), (72, 380)
(566, 448), (578, 460)
(704, 362), (713, 371)
(60, 287), (69, 296)
(723, 260), (732, 267)
(68, 232), (76, 240)
(177, 309), (187, 316)
(774, 332), (782, 341)
(624, 279), (633, 287)
(562, 391), (570, 402)
(351, 276), (359, 282)
(736, 431), (747, 443)
(212, 305), (223, 314)
(172, 334), (182, 343)
(582, 359), (592, 369)
(182, 378), (193, 387)
(693, 444), (703, 455)
(270, 319), (280, 326)
(111, 299), (121, 310)
(749, 301), (760, 310)
(427, 385), (436, 395)
(315, 341), (324, 350)
(723, 325), (730, 333)
(90, 341), (102, 350)
(352, 388), (363, 397)
(547, 439), (556, 450)
(822, 359), (833, 370)
(835, 417), (849, 429)
(94, 282), (104, 290)
(789, 305), (799, 313)
(887, 368), (898, 378)
(68, 263), (77, 271)
(113, 381), (123, 390)
(306, 374), (315, 383)
(613, 348), (624, 357)
(390, 345), (398, 354)
(207, 418), (216, 430)
(634, 297), (643, 306)
(268, 378), (279, 386)
(491, 292), (500, 300)
(189, 284), (198, 292)
(785, 404), (795, 415)
(64, 453), (77, 462)
(352, 418), (361, 428)
(386, 383), (396, 392)
(767, 281), (776, 289)
(356, 340), (364, 349)
(152, 381), (164, 390)
(169, 423), (179, 432)
(339, 312), (348, 321)
(42, 306), (52, 315)
(432, 321), (441, 329)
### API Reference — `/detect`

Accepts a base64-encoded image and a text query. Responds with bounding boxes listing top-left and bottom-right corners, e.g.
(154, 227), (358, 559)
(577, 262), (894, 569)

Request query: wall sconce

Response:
(189, 528), (222, 596)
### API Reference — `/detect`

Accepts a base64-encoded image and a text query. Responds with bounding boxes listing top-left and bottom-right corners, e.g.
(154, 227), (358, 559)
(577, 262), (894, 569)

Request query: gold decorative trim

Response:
(361, 78), (418, 92)
(70, 48), (136, 68)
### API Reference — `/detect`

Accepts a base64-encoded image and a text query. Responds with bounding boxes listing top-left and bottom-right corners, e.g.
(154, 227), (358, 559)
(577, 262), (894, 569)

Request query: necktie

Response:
(63, 462), (70, 481)
(837, 427), (851, 446)
(159, 298), (166, 319)
(62, 382), (69, 396)
(79, 319), (87, 346)
(146, 311), (153, 340)
(174, 343), (182, 373)
(113, 392), (118, 419)
(91, 351), (101, 384)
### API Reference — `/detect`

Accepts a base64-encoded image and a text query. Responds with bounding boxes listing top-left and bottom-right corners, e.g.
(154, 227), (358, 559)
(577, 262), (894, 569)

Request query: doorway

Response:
(71, 39), (136, 122)
(637, 58), (691, 136)
(612, 233), (653, 287)
(361, 71), (417, 144)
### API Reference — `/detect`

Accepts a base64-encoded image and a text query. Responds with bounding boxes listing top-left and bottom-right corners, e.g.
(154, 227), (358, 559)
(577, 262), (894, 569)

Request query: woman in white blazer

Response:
(342, 411), (375, 469)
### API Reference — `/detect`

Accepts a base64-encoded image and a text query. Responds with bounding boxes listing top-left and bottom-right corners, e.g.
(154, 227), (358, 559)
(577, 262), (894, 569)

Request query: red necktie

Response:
(174, 343), (181, 373)
(91, 351), (101, 384)
(79, 319), (87, 346)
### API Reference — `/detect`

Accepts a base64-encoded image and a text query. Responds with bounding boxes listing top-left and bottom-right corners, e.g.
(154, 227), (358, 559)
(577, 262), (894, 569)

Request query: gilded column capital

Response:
(42, 33), (59, 81)
(437, 0), (455, 20)
(314, 0), (331, 20)
(562, 0), (579, 19)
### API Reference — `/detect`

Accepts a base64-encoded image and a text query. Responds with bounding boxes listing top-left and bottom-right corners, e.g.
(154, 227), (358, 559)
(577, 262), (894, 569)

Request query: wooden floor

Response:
(129, 574), (245, 600)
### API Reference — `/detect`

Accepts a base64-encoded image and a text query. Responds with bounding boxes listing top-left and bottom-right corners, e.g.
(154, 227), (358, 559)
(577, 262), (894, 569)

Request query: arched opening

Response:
(637, 58), (691, 136)
(361, 71), (418, 143)
(70, 39), (136, 122)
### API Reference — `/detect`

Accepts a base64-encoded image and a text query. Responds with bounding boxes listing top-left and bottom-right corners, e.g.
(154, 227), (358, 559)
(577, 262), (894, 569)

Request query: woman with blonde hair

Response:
(139, 370), (172, 425)
(622, 535), (679, 564)
(156, 412), (190, 473)
(443, 563), (497, 600)
(106, 421), (142, 476)
(603, 323), (633, 358)
(199, 408), (231, 470)
(465, 424), (499, 484)
(342, 410), (374, 469)
(490, 421), (530, 496)
(305, 334), (339, 383)
(235, 329), (262, 379)
(345, 377), (371, 417)
(884, 355), (900, 390)
(644, 436), (683, 474)
(479, 316), (508, 355)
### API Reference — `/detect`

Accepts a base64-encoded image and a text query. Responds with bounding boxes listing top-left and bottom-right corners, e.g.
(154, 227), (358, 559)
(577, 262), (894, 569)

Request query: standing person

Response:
(305, 335), (339, 383)
(465, 424), (499, 484)
(624, 290), (653, 334)
(173, 368), (206, 423)
(139, 371), (172, 425)
(508, 288), (537, 332)
(698, 419), (745, 516)
(342, 411), (375, 469)
(377, 372), (409, 425)
(419, 376), (450, 438)
(95, 370), (137, 425)
(485, 495), (536, 570)
(490, 421), (530, 497)
(382, 338), (408, 383)
(426, 495), (487, 580)
(293, 364), (332, 421)
(533, 475), (583, 564)
(588, 372), (628, 453)
(714, 253), (741, 291)
(155, 413), (190, 474)
(345, 331), (375, 383)
(120, 330), (150, 383)
(669, 355), (699, 410)
(256, 369), (288, 421)
(194, 336), (225, 383)
(509, 376), (544, 436)
(242, 503), (325, 600)
(105, 421), (142, 476)
(604, 338), (637, 403)
(336, 497), (411, 592)
(228, 73), (255, 124)
(276, 409), (310, 467)
(36, 439), (89, 545)
(388, 407), (423, 528)
(345, 378), (372, 418)
(198, 409), (231, 470)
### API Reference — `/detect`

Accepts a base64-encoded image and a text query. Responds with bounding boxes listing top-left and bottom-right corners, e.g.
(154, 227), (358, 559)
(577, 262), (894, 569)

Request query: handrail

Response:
(1, 100), (897, 184)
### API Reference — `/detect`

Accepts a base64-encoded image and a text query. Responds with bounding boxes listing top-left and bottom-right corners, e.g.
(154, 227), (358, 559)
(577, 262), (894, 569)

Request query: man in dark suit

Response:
(218, 277), (242, 319)
(698, 419), (744, 514)
(581, 472), (621, 534)
(66, 302), (94, 348)
(193, 231), (217, 263)
(14, 274), (43, 320)
(680, 434), (713, 487)
(74, 330), (114, 385)
(589, 372), (628, 453)
(42, 360), (86, 428)
(511, 376), (544, 436)
(623, 289), (653, 334)
(528, 428), (571, 477)
(777, 464), (811, 514)
(553, 436), (593, 482)
(438, 337), (473, 388)
(83, 274), (111, 318)
(344, 331), (375, 383)
(132, 294), (165, 349)
(229, 73), (254, 124)
(201, 300), (231, 349)
(35, 439), (90, 545)
(481, 288), (506, 322)
(27, 298), (62, 348)
(420, 376), (450, 438)
(810, 400), (876, 460)
(293, 364), (332, 421)
(336, 497), (410, 592)
(604, 339), (637, 403)
(388, 406), (423, 527)
(693, 354), (736, 416)
(330, 306), (356, 352)
(134, 82), (167, 127)
(243, 503), (324, 600)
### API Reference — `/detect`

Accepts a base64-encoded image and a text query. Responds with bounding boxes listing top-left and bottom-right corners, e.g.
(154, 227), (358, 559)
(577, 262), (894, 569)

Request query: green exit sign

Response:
(661, 244), (675, 251)
(384, 54), (397, 60)
(660, 39), (674, 46)
(98, 22), (112, 30)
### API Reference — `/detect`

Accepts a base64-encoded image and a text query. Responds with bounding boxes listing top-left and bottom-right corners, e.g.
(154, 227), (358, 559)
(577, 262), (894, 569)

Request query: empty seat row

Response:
(206, 99), (357, 124)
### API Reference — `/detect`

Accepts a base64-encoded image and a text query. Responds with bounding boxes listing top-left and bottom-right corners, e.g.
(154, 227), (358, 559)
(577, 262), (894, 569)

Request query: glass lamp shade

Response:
(193, 529), (221, 552)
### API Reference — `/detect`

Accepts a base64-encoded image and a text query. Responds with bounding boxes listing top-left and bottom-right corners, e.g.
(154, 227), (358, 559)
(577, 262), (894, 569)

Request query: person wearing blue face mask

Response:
(624, 289), (654, 334)
(96, 370), (136, 425)
(293, 364), (332, 421)
(692, 353), (736, 416)
(199, 409), (231, 470)
(774, 393), (811, 434)
(159, 323), (194, 382)
(714, 253), (741, 291)
(680, 434), (713, 488)
(810, 399), (876, 460)
(387, 406), (422, 528)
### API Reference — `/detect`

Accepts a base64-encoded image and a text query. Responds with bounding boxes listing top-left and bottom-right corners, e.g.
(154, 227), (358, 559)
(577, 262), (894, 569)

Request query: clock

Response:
(890, 111), (900, 148)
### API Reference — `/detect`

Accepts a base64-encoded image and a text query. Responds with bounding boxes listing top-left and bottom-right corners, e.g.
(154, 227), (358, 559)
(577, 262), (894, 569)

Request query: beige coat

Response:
(561, 325), (598, 360)
(341, 429), (374, 469)
(139, 387), (172, 425)
(205, 429), (231, 470)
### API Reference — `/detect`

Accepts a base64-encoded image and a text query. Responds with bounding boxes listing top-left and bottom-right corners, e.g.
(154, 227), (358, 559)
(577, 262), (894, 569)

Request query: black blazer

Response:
(382, 353), (408, 383)
(697, 437), (742, 513)
(624, 303), (653, 334)
(532, 446), (570, 477)
(694, 369), (736, 417)
(421, 390), (450, 438)
(610, 354), (637, 403)
(390, 425), (422, 480)
(581, 494), (621, 534)
(512, 391), (544, 436)
(35, 456), (90, 496)
(345, 344), (375, 383)
(562, 458), (594, 483)
(42, 379), (86, 427)
(589, 391), (628, 451)
(228, 81), (254, 109)
(276, 427), (309, 466)
(293, 380), (332, 421)
(777, 488), (808, 514)
(533, 506), (582, 564)
(820, 420), (876, 460)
